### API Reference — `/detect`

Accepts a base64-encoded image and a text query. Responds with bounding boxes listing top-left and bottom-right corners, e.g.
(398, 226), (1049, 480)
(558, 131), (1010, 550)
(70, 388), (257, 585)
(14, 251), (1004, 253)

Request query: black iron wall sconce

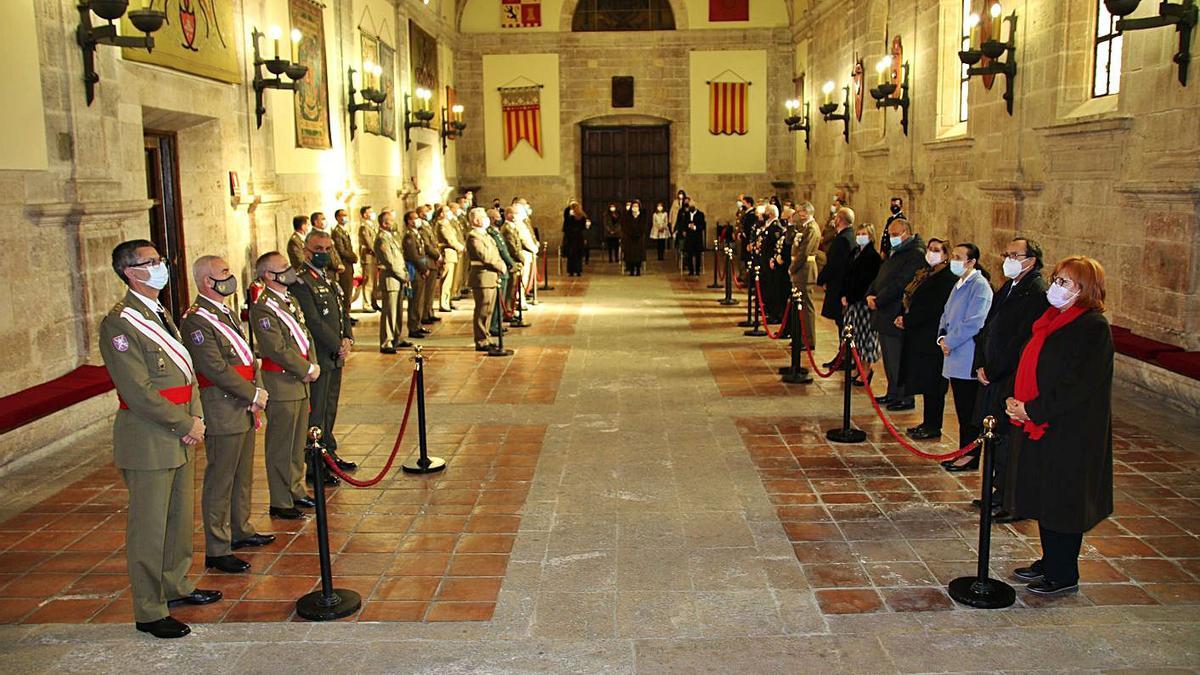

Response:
(347, 62), (387, 141)
(404, 88), (435, 149)
(958, 4), (1018, 115)
(251, 27), (308, 129)
(870, 57), (911, 136)
(818, 82), (851, 144)
(1105, 0), (1196, 86)
(783, 99), (811, 149)
(440, 104), (467, 153)
(77, 0), (166, 105)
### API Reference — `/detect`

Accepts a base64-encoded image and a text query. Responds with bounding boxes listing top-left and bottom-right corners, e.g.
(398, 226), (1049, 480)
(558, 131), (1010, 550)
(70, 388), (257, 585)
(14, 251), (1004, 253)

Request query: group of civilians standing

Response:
(560, 191), (708, 277)
(804, 192), (1114, 598)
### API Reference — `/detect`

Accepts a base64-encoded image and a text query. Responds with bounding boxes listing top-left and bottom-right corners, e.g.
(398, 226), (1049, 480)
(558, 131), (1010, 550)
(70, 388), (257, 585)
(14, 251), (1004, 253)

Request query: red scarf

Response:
(1011, 305), (1087, 439)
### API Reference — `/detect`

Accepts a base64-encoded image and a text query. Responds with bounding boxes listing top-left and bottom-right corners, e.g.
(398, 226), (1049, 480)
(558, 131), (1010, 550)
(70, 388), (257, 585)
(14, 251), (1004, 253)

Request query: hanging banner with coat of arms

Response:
(500, 86), (543, 158)
(289, 0), (332, 149)
(121, 0), (240, 83)
(708, 81), (749, 135)
(501, 0), (541, 28)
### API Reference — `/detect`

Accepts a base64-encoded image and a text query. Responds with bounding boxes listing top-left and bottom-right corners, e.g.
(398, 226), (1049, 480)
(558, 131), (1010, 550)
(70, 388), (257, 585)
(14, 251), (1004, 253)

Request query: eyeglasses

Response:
(1050, 276), (1076, 288)
(1000, 252), (1030, 260)
(128, 257), (168, 268)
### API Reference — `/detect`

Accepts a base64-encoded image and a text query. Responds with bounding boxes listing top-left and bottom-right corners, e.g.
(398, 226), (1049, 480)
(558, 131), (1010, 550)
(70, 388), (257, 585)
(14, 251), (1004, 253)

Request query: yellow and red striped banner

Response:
(709, 81), (748, 136)
(500, 86), (543, 158)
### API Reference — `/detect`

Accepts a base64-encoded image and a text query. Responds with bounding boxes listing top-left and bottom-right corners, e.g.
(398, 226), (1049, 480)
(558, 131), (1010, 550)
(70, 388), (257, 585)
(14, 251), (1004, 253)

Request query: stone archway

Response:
(558, 0), (689, 31)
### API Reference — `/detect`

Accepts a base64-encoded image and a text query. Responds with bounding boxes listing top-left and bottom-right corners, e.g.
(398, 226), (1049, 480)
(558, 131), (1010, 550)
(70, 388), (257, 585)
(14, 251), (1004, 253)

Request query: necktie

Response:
(156, 308), (179, 340)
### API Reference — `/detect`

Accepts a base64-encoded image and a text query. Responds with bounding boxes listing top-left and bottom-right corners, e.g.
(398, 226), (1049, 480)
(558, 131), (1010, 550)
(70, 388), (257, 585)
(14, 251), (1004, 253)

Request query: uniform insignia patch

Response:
(259, 317), (271, 329)
(112, 334), (129, 352)
(191, 330), (204, 345)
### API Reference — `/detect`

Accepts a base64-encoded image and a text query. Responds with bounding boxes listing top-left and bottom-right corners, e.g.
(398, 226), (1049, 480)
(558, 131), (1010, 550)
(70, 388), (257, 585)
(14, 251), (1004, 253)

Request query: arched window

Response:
(572, 0), (676, 32)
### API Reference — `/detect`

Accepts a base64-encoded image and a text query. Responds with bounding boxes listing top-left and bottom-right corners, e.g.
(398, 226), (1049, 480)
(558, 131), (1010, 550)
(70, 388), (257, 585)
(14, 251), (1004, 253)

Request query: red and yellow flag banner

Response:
(500, 86), (543, 158)
(501, 0), (542, 28)
(709, 81), (748, 135)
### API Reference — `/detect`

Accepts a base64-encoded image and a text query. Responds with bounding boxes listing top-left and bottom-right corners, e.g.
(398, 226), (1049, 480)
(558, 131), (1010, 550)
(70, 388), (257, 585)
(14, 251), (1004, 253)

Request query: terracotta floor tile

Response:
(1114, 558), (1194, 583)
(465, 515), (521, 533)
(373, 576), (439, 601)
(410, 515), (470, 533)
(342, 534), (402, 554)
(23, 598), (108, 623)
(1082, 583), (1159, 606)
(782, 522), (843, 543)
(66, 573), (130, 595)
(0, 573), (78, 598)
(387, 553), (451, 577)
(1141, 582), (1200, 604)
(1088, 537), (1162, 558)
(434, 577), (502, 602)
(0, 598), (39, 623)
(447, 554), (510, 577)
(455, 534), (515, 554)
(398, 534), (458, 553)
(1143, 536), (1200, 558)
(358, 601), (427, 621)
(222, 600), (296, 622)
(802, 563), (870, 588)
(814, 588), (884, 614)
(792, 542), (854, 564)
(268, 554), (322, 576)
(244, 576), (322, 601)
(331, 553), (395, 576)
(882, 587), (955, 612)
(89, 599), (136, 624)
(425, 601), (495, 622)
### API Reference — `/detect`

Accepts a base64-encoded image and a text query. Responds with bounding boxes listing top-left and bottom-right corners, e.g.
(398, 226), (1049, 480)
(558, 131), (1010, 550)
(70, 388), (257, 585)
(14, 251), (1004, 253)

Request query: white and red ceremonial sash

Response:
(709, 82), (748, 136)
(500, 86), (543, 158)
(193, 306), (254, 366)
(120, 307), (195, 383)
(264, 297), (311, 357)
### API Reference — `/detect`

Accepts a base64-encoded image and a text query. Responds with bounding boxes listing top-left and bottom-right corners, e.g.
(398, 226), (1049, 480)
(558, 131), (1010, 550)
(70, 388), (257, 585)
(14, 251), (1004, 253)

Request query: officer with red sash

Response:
(99, 240), (221, 639)
(180, 255), (276, 574)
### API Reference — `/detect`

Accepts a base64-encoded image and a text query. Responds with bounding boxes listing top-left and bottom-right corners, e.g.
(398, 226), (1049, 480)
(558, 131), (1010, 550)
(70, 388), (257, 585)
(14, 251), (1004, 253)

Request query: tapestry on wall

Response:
(500, 86), (543, 158)
(501, 0), (542, 28)
(409, 20), (439, 116)
(378, 41), (397, 139)
(121, 0), (240, 83)
(708, 81), (749, 136)
(709, 0), (749, 22)
(360, 33), (381, 135)
(290, 0), (331, 149)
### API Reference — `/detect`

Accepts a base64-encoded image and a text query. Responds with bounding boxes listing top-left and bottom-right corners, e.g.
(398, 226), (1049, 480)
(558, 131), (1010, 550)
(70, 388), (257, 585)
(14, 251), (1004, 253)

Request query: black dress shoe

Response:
(874, 394), (894, 404)
(306, 473), (339, 487)
(349, 318), (359, 326)
(167, 589), (222, 607)
(438, 308), (453, 313)
(943, 456), (980, 472)
(269, 506), (304, 520)
(205, 555), (250, 573)
(475, 344), (495, 352)
(1026, 578), (1079, 596)
(886, 400), (916, 411)
(906, 424), (924, 435)
(136, 616), (190, 639)
(294, 496), (316, 508)
(408, 332), (426, 339)
(992, 509), (1021, 524)
(908, 427), (942, 440)
(379, 347), (397, 354)
(231, 533), (276, 550)
(334, 457), (358, 471)
(1012, 561), (1044, 582)
(396, 340), (414, 348)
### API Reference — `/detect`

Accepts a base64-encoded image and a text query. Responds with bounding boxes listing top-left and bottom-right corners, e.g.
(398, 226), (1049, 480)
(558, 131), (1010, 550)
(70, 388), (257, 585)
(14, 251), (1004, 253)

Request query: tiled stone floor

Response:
(0, 258), (1196, 673)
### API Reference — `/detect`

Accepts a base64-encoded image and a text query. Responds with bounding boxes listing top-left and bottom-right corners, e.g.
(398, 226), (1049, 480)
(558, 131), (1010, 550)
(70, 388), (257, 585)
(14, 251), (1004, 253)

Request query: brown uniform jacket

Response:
(180, 295), (260, 436)
(332, 224), (358, 266)
(287, 232), (306, 269)
(291, 265), (353, 368)
(789, 218), (822, 288)
(374, 228), (409, 291)
(249, 287), (315, 402)
(466, 228), (507, 288)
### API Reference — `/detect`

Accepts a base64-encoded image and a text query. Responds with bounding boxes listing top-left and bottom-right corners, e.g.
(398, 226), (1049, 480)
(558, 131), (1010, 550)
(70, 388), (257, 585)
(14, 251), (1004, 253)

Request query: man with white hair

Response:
(513, 201), (539, 310)
(466, 207), (509, 354)
(760, 204), (788, 323)
(788, 201), (822, 380)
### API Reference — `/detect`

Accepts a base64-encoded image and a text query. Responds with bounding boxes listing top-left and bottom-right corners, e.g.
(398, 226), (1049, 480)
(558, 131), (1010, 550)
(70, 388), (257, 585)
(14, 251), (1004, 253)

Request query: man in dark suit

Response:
(880, 196), (906, 258)
(679, 199), (707, 276)
(973, 237), (1049, 521)
(865, 218), (925, 410)
(817, 206), (856, 364)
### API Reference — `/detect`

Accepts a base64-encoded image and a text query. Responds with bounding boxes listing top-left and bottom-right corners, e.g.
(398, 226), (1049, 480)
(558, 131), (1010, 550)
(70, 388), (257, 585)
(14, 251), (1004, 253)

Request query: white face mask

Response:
(925, 251), (943, 266)
(1046, 284), (1079, 309)
(1002, 257), (1025, 279)
(141, 262), (170, 290)
(855, 234), (870, 248)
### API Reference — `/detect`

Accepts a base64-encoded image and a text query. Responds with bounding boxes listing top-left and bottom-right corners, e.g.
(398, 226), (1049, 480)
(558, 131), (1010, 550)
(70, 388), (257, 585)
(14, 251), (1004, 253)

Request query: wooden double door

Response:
(580, 124), (671, 248)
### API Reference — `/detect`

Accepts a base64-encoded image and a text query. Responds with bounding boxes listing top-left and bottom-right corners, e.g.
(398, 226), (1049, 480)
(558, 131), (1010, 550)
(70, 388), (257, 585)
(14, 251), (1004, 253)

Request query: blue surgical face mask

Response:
(950, 260), (967, 276)
(855, 234), (870, 248)
(144, 262), (169, 290)
(889, 235), (903, 249)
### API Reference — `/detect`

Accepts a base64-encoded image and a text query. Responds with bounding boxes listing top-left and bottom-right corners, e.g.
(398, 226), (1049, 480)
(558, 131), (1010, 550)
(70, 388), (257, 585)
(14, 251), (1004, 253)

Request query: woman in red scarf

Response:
(1004, 256), (1113, 597)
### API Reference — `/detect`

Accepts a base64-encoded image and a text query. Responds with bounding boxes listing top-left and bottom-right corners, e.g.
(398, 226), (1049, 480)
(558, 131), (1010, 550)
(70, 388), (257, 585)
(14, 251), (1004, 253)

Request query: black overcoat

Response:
(817, 228), (856, 320)
(841, 245), (882, 306)
(620, 211), (647, 264)
(898, 265), (957, 395)
(972, 273), (1050, 421)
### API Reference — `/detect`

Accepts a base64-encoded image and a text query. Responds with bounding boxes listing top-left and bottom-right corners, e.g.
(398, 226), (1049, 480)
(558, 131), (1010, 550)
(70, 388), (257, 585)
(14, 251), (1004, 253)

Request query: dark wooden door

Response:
(580, 124), (670, 248)
(143, 131), (189, 323)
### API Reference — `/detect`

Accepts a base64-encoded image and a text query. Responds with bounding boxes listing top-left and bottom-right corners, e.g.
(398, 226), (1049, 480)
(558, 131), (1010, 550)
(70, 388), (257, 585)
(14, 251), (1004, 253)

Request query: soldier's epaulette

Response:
(109, 300), (127, 314)
(183, 303), (200, 316)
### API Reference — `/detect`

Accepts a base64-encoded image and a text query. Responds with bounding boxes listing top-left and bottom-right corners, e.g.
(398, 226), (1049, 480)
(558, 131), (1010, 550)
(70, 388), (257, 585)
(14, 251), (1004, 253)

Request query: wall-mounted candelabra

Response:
(818, 82), (851, 144)
(440, 104), (466, 153)
(347, 61), (387, 141)
(251, 27), (308, 129)
(77, 0), (166, 105)
(404, 88), (434, 150)
(783, 99), (811, 149)
(1105, 0), (1196, 86)
(869, 57), (911, 136)
(958, 3), (1018, 116)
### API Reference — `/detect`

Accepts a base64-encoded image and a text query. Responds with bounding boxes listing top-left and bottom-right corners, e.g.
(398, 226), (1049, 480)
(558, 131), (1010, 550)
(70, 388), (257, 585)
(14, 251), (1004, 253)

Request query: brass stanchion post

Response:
(948, 416), (1016, 608)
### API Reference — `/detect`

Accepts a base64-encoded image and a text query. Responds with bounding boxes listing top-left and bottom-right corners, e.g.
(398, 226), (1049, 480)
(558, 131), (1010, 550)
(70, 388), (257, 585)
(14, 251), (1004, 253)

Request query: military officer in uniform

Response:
(291, 231), (357, 476)
(789, 201), (823, 368)
(403, 211), (437, 339)
(287, 215), (310, 269)
(331, 209), (358, 309)
(437, 206), (466, 312)
(374, 210), (411, 353)
(180, 255), (275, 575)
(466, 207), (508, 353)
(486, 207), (517, 336)
(356, 206), (379, 311)
(250, 252), (319, 520)
(418, 211), (443, 324)
(99, 240), (221, 639)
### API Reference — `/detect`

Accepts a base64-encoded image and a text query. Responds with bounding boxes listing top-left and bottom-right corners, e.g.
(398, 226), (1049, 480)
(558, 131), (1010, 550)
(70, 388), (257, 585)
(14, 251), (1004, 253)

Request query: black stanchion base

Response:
(947, 576), (1016, 609)
(706, 282), (721, 289)
(744, 328), (767, 337)
(825, 428), (867, 443)
(736, 319), (754, 327)
(402, 456), (447, 474)
(486, 348), (514, 358)
(508, 320), (531, 328)
(781, 371), (813, 384)
(777, 364), (809, 375)
(718, 298), (739, 306)
(296, 589), (362, 621)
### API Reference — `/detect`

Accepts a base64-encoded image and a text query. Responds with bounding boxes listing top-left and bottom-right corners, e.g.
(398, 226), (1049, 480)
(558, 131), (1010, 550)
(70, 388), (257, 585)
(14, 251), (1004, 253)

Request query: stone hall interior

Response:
(1, 0), (1198, 671)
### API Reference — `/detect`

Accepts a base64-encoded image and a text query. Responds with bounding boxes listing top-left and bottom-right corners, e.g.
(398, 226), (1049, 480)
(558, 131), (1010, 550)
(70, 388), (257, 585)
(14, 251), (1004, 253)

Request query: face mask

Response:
(1046, 284), (1079, 309)
(925, 251), (943, 266)
(142, 263), (169, 290)
(830, 205), (837, 214)
(310, 252), (331, 269)
(1002, 257), (1025, 279)
(855, 234), (870, 248)
(950, 260), (967, 276)
(210, 274), (238, 297)
(890, 205), (901, 214)
(889, 235), (903, 249)
(271, 268), (299, 285)
(610, 207), (616, 212)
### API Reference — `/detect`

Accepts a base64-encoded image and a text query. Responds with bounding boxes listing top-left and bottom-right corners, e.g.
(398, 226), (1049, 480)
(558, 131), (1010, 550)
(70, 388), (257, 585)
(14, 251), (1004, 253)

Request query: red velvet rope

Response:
(322, 372), (419, 487)
(794, 304), (843, 378)
(752, 278), (791, 340)
(847, 345), (980, 461)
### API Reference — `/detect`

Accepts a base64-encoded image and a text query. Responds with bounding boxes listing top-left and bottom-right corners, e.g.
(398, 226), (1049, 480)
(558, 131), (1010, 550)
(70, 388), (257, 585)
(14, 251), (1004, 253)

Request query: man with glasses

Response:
(250, 252), (320, 520)
(972, 237), (1049, 521)
(99, 241), (222, 638)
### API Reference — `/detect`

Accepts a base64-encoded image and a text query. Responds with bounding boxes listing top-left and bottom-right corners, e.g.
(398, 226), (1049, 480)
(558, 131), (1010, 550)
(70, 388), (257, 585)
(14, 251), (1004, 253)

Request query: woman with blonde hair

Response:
(841, 223), (882, 386)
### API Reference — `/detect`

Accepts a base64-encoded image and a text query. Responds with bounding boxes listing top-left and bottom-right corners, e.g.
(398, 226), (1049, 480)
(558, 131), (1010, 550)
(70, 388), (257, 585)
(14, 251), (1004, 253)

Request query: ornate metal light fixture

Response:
(77, 0), (166, 105)
(869, 56), (911, 136)
(958, 3), (1018, 115)
(347, 61), (387, 141)
(404, 88), (435, 149)
(251, 27), (309, 129)
(783, 99), (811, 149)
(440, 104), (467, 153)
(818, 81), (851, 144)
(1105, 0), (1196, 86)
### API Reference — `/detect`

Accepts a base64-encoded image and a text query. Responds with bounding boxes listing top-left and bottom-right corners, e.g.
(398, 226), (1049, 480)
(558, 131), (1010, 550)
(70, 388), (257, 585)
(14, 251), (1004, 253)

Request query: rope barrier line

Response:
(322, 373), (419, 487)
(752, 278), (791, 340)
(847, 345), (980, 461)
(793, 303), (843, 378)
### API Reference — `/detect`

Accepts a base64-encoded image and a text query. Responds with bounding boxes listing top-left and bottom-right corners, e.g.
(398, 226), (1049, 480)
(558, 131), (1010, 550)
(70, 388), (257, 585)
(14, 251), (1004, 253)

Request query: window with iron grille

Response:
(1092, 1), (1123, 97)
(959, 0), (972, 122)
(572, 0), (676, 32)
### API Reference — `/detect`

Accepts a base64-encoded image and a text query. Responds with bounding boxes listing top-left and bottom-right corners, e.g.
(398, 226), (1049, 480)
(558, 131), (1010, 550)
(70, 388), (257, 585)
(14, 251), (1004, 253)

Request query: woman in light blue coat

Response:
(937, 242), (994, 471)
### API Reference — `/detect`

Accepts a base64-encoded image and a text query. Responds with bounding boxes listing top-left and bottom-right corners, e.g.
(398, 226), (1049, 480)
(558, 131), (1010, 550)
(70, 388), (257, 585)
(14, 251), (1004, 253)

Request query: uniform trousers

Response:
(921, 379), (950, 431)
(472, 286), (496, 346)
(122, 461), (195, 622)
(337, 269), (354, 308)
(379, 287), (405, 348)
(878, 331), (911, 404)
(439, 259), (458, 310)
(360, 258), (379, 310)
(202, 429), (256, 557)
(264, 397), (308, 509)
(492, 277), (510, 333)
(795, 281), (816, 349)
(519, 252), (535, 307)
(423, 266), (438, 320)
(1038, 524), (1083, 585)
(308, 358), (342, 451)
(408, 275), (429, 328)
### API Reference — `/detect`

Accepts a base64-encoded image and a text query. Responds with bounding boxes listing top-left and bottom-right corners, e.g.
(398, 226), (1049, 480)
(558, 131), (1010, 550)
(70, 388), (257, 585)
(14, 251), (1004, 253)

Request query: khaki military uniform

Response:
(455, 213), (471, 298)
(466, 227), (507, 346)
(789, 218), (822, 349)
(331, 224), (358, 303)
(418, 223), (442, 321)
(287, 232), (306, 269)
(499, 221), (525, 313)
(250, 287), (315, 509)
(98, 290), (200, 623)
(180, 295), (260, 558)
(403, 224), (438, 329)
(357, 219), (380, 310)
(374, 227), (409, 348)
(437, 217), (466, 311)
(291, 265), (352, 450)
(515, 218), (539, 309)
